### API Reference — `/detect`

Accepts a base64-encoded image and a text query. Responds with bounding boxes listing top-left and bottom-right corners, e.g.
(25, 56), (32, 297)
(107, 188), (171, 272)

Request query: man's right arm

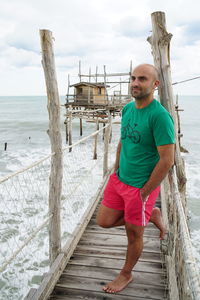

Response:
(114, 141), (121, 172)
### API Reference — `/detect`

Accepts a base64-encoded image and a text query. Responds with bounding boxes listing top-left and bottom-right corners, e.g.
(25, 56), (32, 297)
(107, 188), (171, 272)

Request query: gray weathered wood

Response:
(68, 255), (163, 274)
(79, 232), (160, 253)
(62, 264), (165, 286)
(147, 11), (187, 196)
(103, 114), (111, 176)
(68, 105), (72, 152)
(74, 245), (162, 262)
(40, 29), (62, 264)
(56, 276), (165, 299)
(93, 118), (99, 159)
(50, 287), (149, 300)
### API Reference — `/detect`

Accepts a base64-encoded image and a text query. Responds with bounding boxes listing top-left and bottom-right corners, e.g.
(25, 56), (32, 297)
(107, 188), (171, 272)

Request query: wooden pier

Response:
(49, 201), (167, 300)
(27, 11), (200, 300)
(26, 173), (167, 300)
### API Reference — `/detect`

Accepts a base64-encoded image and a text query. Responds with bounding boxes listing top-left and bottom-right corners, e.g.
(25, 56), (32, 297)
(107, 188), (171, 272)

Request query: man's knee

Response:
(96, 204), (124, 228)
(125, 222), (144, 240)
(96, 213), (114, 228)
(96, 217), (113, 228)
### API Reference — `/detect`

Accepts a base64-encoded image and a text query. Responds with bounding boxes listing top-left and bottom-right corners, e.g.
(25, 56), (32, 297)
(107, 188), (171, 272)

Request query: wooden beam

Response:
(147, 11), (187, 196)
(80, 72), (130, 77)
(103, 113), (111, 177)
(40, 29), (62, 264)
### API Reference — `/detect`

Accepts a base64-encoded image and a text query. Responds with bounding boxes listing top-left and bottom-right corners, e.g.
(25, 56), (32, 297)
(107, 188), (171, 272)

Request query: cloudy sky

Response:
(1, 0), (200, 96)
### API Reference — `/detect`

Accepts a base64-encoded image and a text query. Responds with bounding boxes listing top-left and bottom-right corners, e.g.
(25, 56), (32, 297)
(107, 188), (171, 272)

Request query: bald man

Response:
(96, 64), (175, 294)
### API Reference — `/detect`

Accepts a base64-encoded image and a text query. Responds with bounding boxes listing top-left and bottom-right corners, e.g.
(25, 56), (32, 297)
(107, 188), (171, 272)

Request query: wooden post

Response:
(79, 60), (82, 82)
(120, 77), (122, 101)
(39, 29), (62, 265)
(4, 142), (7, 151)
(104, 65), (108, 103)
(103, 113), (111, 177)
(88, 67), (91, 104)
(102, 122), (105, 140)
(95, 66), (98, 83)
(66, 74), (70, 103)
(65, 117), (68, 143)
(68, 105), (72, 152)
(93, 118), (99, 160)
(128, 60), (132, 96)
(147, 11), (187, 197)
(80, 118), (83, 136)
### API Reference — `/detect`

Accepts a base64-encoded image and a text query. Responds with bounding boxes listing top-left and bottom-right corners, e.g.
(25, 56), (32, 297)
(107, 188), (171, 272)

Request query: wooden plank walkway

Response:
(49, 203), (168, 300)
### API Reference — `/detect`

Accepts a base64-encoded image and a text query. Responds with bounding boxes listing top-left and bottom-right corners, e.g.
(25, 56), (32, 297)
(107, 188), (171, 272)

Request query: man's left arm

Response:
(140, 144), (175, 201)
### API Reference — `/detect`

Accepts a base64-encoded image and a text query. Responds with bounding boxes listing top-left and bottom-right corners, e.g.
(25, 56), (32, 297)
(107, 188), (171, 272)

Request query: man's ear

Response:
(154, 80), (160, 88)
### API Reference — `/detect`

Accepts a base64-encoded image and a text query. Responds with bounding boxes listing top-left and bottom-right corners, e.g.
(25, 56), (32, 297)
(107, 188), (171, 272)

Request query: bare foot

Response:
(103, 272), (133, 293)
(150, 207), (166, 240)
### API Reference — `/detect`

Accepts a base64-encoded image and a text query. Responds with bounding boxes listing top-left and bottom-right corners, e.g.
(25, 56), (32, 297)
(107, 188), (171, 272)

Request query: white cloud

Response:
(0, 0), (200, 95)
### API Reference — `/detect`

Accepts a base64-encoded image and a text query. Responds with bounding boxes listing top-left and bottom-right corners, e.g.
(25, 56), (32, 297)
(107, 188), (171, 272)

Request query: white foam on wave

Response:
(0, 146), (51, 178)
(184, 160), (200, 200)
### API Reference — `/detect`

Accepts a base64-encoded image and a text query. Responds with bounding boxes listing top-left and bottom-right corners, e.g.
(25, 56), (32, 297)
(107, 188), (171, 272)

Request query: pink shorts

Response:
(102, 173), (160, 226)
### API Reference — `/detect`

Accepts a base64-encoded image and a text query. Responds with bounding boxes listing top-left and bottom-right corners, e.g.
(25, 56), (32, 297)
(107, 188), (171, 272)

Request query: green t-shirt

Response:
(117, 99), (175, 188)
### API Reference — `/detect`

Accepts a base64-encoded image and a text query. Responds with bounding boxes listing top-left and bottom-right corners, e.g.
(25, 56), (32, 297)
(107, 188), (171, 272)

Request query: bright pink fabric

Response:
(102, 172), (160, 226)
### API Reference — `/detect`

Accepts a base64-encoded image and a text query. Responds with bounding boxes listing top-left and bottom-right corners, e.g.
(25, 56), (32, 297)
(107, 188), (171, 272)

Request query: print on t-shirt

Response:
(121, 119), (141, 144)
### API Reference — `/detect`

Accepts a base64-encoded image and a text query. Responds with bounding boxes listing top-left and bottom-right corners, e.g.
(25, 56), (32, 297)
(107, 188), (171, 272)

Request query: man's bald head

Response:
(130, 63), (160, 100)
(132, 64), (159, 81)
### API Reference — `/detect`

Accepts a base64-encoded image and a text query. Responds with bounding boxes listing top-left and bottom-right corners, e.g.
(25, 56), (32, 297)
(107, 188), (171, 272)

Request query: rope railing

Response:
(0, 215), (53, 273)
(0, 120), (119, 299)
(161, 168), (200, 300)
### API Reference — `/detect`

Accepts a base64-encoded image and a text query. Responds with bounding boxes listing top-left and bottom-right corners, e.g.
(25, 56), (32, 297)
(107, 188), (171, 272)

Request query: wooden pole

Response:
(128, 60), (132, 96)
(102, 122), (105, 140)
(79, 60), (82, 82)
(147, 11), (187, 197)
(68, 105), (72, 152)
(39, 29), (62, 265)
(104, 65), (108, 103)
(80, 118), (83, 136)
(66, 74), (70, 103)
(88, 67), (91, 104)
(103, 113), (111, 177)
(93, 118), (99, 160)
(65, 117), (68, 143)
(120, 77), (122, 101)
(95, 66), (98, 83)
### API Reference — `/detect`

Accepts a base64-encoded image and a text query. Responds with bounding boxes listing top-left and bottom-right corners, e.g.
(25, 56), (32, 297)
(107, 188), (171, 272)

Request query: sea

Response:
(0, 95), (200, 298)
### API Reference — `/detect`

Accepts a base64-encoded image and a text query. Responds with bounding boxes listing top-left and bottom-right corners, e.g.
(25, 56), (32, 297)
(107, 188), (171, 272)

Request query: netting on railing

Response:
(0, 122), (120, 300)
(161, 169), (200, 300)
(0, 157), (51, 299)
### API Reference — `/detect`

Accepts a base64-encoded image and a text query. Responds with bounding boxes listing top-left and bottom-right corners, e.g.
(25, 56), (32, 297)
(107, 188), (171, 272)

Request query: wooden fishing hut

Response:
(64, 62), (132, 147)
(68, 82), (109, 105)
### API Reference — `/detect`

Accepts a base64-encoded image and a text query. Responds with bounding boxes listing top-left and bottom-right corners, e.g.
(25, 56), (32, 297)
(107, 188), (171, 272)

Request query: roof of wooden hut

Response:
(70, 82), (110, 88)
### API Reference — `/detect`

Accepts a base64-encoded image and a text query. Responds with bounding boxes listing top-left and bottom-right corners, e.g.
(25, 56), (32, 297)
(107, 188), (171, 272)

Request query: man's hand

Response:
(140, 189), (148, 202)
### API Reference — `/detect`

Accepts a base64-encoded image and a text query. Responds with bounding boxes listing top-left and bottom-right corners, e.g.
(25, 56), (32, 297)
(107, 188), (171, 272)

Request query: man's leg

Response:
(96, 204), (124, 228)
(103, 222), (144, 293)
(97, 204), (165, 238)
(150, 207), (166, 239)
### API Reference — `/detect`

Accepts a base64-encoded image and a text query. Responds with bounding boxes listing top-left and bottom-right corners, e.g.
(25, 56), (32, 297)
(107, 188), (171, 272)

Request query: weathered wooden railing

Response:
(161, 169), (200, 300)
(149, 11), (200, 300)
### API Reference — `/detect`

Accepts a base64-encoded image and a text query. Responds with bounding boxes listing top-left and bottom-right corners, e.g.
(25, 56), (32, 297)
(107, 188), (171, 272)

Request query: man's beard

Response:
(131, 89), (151, 100)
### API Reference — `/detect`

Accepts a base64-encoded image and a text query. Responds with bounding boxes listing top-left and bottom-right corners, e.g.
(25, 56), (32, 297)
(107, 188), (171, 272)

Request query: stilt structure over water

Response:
(64, 60), (132, 145)
(24, 11), (200, 300)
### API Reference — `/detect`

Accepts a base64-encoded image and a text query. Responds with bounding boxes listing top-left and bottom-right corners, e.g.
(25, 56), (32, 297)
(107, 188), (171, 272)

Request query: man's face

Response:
(130, 66), (159, 100)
